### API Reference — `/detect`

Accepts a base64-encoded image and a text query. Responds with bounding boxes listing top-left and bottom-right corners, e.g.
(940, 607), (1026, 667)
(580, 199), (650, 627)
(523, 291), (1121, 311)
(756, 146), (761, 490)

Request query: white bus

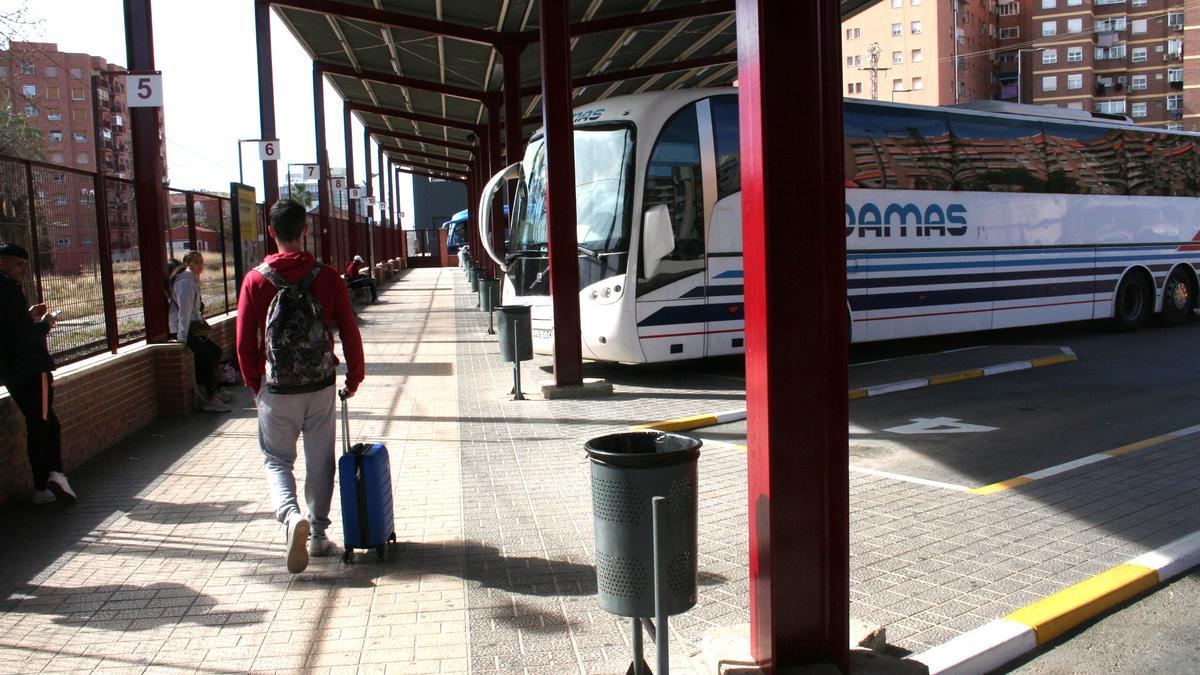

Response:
(477, 88), (1200, 363)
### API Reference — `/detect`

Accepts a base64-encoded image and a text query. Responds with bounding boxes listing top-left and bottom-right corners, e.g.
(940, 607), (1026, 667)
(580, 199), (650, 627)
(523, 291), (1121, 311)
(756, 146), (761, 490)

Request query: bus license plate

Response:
(532, 328), (553, 341)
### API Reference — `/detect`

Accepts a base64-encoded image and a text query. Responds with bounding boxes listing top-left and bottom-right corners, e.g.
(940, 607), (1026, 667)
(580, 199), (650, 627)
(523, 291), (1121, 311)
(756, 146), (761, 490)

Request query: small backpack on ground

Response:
(255, 262), (337, 393)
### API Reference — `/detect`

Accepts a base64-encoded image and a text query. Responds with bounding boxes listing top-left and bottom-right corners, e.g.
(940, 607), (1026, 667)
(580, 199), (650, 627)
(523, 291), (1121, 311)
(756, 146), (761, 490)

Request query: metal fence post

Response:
(218, 196), (230, 312)
(23, 160), (44, 303)
(94, 175), (120, 353)
(185, 190), (197, 251)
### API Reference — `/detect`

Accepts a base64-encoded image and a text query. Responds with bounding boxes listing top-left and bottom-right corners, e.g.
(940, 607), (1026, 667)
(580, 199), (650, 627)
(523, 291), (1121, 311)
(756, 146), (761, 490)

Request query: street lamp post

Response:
(1017, 48), (1046, 104)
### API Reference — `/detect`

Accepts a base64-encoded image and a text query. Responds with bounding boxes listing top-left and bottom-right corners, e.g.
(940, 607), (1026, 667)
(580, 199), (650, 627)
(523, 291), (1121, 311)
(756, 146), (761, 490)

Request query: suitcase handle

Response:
(338, 388), (351, 455)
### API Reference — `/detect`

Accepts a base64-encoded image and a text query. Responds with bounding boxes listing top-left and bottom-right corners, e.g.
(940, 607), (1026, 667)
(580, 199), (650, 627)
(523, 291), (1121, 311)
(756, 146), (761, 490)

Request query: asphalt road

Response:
(685, 317), (1200, 488)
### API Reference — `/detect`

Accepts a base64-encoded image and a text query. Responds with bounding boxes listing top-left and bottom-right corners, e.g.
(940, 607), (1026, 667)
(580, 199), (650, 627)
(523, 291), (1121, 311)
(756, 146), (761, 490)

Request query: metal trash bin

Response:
(496, 305), (532, 363)
(468, 265), (481, 292)
(479, 277), (498, 312)
(585, 431), (701, 618)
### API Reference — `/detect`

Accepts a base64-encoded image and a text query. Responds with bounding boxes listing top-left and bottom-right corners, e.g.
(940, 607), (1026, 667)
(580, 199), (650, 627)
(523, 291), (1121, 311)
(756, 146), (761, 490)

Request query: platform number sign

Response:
(348, 188), (362, 199)
(258, 140), (280, 161)
(302, 164), (319, 180)
(125, 73), (163, 107)
(330, 177), (346, 190)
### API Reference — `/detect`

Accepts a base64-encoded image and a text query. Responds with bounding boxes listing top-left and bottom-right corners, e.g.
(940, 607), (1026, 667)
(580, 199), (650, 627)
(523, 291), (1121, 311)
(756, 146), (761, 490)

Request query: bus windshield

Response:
(510, 125), (635, 257)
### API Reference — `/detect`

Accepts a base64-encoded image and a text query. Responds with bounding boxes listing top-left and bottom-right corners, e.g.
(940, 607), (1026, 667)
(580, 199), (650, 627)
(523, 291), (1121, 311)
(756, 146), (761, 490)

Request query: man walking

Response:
(0, 242), (76, 505)
(236, 200), (364, 573)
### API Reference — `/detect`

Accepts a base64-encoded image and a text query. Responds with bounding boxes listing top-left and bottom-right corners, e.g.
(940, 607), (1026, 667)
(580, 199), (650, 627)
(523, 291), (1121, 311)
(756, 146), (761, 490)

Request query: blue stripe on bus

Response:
(637, 303), (744, 327)
(864, 254), (1200, 272)
(848, 245), (1189, 261)
(848, 265), (1127, 290)
(714, 270), (743, 279)
(849, 279), (1114, 312)
(681, 285), (745, 298)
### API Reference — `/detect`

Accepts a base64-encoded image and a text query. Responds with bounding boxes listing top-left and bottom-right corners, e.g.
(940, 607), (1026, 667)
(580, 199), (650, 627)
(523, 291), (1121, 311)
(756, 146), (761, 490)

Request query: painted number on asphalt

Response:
(884, 417), (998, 434)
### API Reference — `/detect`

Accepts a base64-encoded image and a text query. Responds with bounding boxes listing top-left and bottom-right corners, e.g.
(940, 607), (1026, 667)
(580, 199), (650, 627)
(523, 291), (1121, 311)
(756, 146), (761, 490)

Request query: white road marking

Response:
(884, 417), (999, 435)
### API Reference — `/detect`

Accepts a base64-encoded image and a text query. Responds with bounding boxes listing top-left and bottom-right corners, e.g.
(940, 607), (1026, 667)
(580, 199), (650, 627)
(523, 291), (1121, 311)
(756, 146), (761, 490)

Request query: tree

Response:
(0, 4), (44, 160)
(291, 183), (314, 208)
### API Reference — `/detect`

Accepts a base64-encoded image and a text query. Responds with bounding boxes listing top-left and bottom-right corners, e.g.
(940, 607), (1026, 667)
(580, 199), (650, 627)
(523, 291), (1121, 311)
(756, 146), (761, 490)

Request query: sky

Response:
(3, 0), (415, 226)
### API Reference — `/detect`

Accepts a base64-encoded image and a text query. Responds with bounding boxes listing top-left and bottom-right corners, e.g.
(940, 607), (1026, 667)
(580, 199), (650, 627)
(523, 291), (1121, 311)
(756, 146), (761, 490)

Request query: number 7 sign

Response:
(125, 73), (163, 107)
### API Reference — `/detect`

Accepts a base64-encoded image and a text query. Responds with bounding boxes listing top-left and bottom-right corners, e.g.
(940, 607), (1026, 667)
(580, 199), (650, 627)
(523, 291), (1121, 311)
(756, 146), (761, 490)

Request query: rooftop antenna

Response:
(859, 42), (888, 101)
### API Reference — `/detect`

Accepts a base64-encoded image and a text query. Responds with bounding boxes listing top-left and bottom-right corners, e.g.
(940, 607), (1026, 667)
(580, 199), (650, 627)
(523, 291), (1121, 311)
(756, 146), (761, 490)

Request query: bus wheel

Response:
(1113, 272), (1151, 331)
(1159, 268), (1194, 327)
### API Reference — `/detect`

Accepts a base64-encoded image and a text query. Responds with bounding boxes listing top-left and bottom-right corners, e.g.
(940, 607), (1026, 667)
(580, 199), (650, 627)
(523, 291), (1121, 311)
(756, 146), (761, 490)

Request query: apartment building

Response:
(843, 0), (1196, 131)
(0, 41), (167, 178)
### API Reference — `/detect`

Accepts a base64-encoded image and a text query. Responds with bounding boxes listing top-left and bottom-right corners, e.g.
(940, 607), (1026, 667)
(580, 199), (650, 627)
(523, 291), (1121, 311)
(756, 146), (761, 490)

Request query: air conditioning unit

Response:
(1166, 52), (1182, 61)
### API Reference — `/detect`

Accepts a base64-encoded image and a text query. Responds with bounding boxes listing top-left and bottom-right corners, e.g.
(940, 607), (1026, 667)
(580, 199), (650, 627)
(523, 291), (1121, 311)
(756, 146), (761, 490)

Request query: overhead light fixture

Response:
(623, 31), (638, 47)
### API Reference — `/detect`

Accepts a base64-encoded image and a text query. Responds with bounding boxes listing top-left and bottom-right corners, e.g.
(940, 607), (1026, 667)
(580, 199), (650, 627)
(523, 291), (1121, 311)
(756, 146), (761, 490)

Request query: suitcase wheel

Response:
(389, 532), (397, 543)
(342, 549), (353, 565)
(376, 545), (386, 562)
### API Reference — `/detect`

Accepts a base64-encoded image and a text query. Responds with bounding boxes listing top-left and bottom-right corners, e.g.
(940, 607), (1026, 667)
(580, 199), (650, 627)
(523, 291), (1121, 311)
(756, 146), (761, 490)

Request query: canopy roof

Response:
(271, 0), (739, 178)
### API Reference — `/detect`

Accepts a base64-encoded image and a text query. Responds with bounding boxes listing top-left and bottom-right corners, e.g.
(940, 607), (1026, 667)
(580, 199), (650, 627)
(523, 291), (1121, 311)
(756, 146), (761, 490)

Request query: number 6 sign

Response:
(258, 140), (280, 161)
(125, 73), (163, 107)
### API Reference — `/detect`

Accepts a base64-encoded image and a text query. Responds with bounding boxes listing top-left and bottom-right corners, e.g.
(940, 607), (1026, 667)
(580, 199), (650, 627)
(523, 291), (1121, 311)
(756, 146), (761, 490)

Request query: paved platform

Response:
(1, 266), (1198, 674)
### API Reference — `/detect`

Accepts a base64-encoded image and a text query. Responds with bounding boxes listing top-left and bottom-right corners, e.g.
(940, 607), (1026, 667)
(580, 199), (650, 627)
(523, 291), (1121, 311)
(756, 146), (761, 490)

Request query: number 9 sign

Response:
(258, 140), (280, 161)
(125, 73), (163, 107)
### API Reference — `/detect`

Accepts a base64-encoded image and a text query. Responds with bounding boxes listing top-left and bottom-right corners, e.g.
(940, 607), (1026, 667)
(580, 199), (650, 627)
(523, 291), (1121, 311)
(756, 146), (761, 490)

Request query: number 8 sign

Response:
(125, 73), (163, 107)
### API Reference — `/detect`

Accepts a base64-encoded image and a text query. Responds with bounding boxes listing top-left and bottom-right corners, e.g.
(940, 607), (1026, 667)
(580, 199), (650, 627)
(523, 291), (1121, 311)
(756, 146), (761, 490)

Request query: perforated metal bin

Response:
(479, 277), (498, 312)
(585, 431), (701, 618)
(468, 265), (481, 292)
(496, 304), (532, 362)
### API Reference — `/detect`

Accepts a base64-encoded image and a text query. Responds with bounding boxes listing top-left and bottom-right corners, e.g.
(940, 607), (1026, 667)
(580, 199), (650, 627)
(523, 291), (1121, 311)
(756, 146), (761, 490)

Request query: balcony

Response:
(1171, 80), (1184, 90)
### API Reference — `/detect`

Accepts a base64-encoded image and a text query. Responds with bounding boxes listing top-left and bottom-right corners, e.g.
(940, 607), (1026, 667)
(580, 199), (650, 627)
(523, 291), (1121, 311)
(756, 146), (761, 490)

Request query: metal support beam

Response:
(486, 103), (504, 278)
(344, 103), (359, 267)
(366, 127), (476, 154)
(539, 0), (582, 388)
(123, 0), (168, 342)
(384, 156), (467, 178)
(379, 146), (471, 168)
(518, 53), (736, 98)
(347, 101), (481, 134)
(737, 0), (849, 671)
(313, 61), (332, 264)
(319, 61), (489, 103)
(377, 142), (385, 226)
(503, 43), (524, 165)
(269, 0), (501, 46)
(255, 0), (280, 206)
(364, 124), (374, 262)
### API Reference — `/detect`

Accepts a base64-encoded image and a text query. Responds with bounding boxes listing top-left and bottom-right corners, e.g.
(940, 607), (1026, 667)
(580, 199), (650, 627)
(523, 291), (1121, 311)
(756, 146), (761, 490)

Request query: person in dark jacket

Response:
(344, 255), (378, 302)
(0, 242), (76, 505)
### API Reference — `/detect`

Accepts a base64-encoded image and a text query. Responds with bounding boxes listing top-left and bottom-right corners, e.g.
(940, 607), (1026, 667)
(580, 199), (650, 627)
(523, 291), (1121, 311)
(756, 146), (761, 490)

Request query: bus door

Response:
(704, 95), (746, 356)
(636, 100), (709, 361)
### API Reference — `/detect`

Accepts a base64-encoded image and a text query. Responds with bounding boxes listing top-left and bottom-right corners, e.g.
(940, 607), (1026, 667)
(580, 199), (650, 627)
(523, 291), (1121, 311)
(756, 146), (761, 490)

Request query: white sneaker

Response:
(47, 472), (76, 504)
(214, 388), (234, 403)
(31, 489), (56, 505)
(285, 512), (310, 573)
(308, 535), (340, 558)
(202, 397), (231, 413)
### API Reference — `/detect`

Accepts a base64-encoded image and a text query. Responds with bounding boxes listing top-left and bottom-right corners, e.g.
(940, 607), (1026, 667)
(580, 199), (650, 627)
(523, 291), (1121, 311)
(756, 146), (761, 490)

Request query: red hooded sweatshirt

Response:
(236, 251), (364, 396)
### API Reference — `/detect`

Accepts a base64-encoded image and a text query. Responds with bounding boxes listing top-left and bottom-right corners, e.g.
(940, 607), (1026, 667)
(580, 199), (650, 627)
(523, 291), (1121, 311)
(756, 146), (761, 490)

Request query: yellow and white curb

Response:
(848, 347), (1077, 400)
(968, 423), (1200, 495)
(631, 408), (747, 433)
(915, 529), (1200, 674)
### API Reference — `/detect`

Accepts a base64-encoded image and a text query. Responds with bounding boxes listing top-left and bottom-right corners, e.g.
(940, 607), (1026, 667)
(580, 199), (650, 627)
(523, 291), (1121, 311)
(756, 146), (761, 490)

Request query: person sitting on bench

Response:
(344, 255), (378, 303)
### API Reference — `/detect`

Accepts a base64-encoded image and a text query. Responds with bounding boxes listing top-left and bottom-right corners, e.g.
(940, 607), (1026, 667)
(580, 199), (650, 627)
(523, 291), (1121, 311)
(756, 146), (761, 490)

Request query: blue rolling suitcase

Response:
(337, 390), (396, 563)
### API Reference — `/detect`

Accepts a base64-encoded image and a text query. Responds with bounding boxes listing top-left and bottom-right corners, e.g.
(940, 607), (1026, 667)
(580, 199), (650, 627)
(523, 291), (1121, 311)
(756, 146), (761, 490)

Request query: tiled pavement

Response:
(2, 266), (1199, 673)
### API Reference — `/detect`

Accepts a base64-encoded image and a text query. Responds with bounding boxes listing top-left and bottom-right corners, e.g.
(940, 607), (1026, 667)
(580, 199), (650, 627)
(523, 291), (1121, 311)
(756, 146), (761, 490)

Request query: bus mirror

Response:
(642, 204), (674, 279)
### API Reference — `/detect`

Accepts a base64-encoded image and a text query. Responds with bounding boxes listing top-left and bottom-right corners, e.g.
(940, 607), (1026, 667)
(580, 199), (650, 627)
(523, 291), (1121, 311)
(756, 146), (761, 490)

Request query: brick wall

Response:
(0, 313), (237, 508)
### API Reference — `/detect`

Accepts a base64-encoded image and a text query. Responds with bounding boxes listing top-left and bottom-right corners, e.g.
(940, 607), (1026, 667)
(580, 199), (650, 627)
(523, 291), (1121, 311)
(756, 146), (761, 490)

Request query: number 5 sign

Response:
(125, 73), (163, 107)
(258, 140), (280, 161)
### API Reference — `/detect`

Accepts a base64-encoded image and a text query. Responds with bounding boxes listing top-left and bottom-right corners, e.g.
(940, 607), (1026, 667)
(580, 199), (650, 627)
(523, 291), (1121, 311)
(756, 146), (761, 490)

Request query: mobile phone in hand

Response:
(47, 310), (62, 319)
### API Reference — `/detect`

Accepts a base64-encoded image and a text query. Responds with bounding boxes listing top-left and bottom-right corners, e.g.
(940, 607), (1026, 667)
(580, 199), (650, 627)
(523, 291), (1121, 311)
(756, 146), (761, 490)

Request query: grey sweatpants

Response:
(256, 385), (337, 537)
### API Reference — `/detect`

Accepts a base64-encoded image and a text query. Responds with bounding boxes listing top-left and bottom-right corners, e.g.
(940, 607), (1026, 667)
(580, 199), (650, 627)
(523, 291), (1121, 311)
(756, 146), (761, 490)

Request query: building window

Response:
(54, 195), (68, 206)
(1067, 47), (1083, 62)
(1042, 75), (1058, 91)
(1096, 100), (1126, 114)
(1096, 44), (1127, 60)
(912, 49), (923, 62)
(56, 237), (70, 247)
(1131, 19), (1147, 34)
(48, 131), (63, 143)
(892, 51), (903, 64)
(1130, 75), (1147, 90)
(49, 152), (63, 163)
(1066, 74), (1082, 89)
(82, 238), (93, 247)
(1096, 17), (1127, 32)
(911, 0), (921, 5)
(76, 152), (90, 165)
(21, 84), (36, 98)
(1130, 0), (1146, 5)
(912, 77), (923, 90)
(69, 67), (83, 78)
(1132, 47), (1147, 63)
(45, 86), (60, 100)
(854, 55), (862, 66)
(1167, 94), (1183, 110)
(910, 20), (921, 34)
(73, 132), (88, 143)
(846, 57), (853, 67)
(1095, 0), (1125, 4)
(19, 63), (34, 75)
(1067, 0), (1082, 5)
(847, 83), (854, 94)
(854, 82), (862, 93)
(72, 108), (86, 122)
(998, 2), (1018, 14)
(999, 27), (1019, 39)
(1168, 12), (1183, 28)
(1067, 18), (1083, 33)
(854, 27), (861, 38)
(51, 172), (64, 184)
(23, 106), (36, 117)
(846, 28), (853, 39)
(43, 65), (57, 77)
(893, 79), (904, 91)
(1067, 101), (1084, 110)
(1168, 67), (1183, 83)
(70, 87), (85, 101)
(1167, 39), (1183, 57)
(892, 23), (902, 36)
(1042, 21), (1057, 37)
(1042, 49), (1058, 64)
(891, 0), (901, 7)
(1167, 123), (1183, 130)
(1041, 0), (1055, 7)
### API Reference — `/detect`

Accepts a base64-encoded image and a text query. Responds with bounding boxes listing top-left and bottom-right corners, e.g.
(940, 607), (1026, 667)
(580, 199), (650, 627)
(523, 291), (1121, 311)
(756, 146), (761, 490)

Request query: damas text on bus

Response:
(845, 201), (968, 239)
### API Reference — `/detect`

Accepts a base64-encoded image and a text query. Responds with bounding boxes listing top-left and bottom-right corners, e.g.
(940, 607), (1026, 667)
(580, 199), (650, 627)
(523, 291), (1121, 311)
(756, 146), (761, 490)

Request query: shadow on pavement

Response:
(2, 581), (267, 629)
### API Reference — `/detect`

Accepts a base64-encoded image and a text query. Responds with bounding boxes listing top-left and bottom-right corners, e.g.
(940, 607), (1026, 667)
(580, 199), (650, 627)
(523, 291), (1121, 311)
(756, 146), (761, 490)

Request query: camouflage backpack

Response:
(255, 262), (337, 393)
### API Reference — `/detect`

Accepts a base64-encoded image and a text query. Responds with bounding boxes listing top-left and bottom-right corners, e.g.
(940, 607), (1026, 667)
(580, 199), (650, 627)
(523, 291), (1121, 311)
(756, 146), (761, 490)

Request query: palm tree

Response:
(290, 183), (314, 208)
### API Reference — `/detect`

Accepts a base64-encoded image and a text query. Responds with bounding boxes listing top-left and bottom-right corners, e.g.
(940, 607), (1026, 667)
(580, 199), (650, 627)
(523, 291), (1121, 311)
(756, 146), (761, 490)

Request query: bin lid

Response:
(495, 304), (532, 315)
(585, 431), (701, 468)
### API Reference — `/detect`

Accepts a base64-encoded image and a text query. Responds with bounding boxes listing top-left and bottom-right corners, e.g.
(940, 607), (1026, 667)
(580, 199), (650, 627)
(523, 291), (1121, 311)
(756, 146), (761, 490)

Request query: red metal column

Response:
(394, 166), (407, 260)
(123, 0), (168, 342)
(92, 174), (119, 353)
(486, 103), (506, 278)
(364, 126), (374, 262)
(502, 43), (523, 282)
(313, 62), (332, 264)
(737, 1), (849, 671)
(254, 0), (280, 206)
(343, 103), (359, 266)
(538, 0), (582, 387)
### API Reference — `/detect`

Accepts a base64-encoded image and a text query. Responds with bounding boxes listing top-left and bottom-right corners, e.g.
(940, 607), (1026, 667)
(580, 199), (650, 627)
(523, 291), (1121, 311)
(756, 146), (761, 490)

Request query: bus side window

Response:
(1043, 124), (1126, 195)
(642, 103), (705, 284)
(711, 95), (741, 200)
(843, 105), (951, 190)
(951, 115), (1048, 193)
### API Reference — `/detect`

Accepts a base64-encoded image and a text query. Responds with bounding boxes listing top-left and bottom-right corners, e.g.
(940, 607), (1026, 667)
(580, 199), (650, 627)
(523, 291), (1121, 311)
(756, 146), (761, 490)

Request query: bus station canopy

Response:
(269, 0), (740, 175)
